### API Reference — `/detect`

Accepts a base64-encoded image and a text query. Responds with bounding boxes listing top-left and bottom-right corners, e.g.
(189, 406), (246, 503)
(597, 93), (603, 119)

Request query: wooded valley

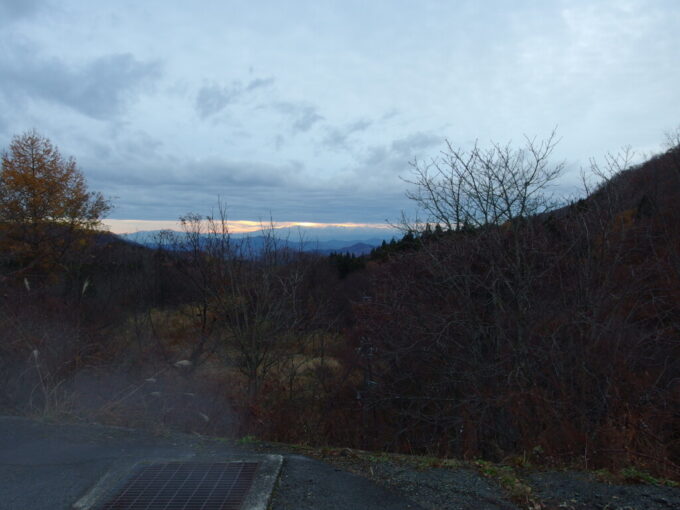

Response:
(1, 130), (678, 481)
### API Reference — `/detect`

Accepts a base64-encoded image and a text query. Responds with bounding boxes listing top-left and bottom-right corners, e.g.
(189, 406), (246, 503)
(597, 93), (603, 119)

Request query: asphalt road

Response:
(0, 416), (422, 510)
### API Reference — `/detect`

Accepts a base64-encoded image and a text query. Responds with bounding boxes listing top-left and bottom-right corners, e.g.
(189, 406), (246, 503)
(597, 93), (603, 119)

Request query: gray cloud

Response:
(0, 0), (45, 25)
(364, 145), (389, 167)
(196, 77), (274, 119)
(293, 108), (323, 132)
(90, 149), (303, 190)
(272, 102), (324, 133)
(246, 77), (275, 92)
(323, 119), (372, 151)
(3, 1), (678, 227)
(363, 131), (441, 167)
(380, 109), (399, 121)
(185, 158), (302, 187)
(349, 131), (443, 193)
(233, 187), (407, 223)
(0, 45), (161, 119)
(82, 132), (408, 223)
(108, 181), (409, 224)
(83, 126), (436, 223)
(195, 84), (241, 119)
(391, 132), (442, 157)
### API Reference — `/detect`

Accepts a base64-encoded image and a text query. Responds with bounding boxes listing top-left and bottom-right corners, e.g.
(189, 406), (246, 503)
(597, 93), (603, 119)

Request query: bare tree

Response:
(359, 129), (680, 473)
(405, 130), (564, 231)
(664, 125), (680, 178)
(166, 203), (328, 406)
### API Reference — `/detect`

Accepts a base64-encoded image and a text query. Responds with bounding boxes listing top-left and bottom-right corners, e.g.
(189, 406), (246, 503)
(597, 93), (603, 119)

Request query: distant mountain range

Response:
(118, 226), (399, 256)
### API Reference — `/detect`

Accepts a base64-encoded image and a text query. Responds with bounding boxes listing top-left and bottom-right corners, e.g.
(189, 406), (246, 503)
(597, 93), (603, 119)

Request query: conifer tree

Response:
(0, 130), (111, 273)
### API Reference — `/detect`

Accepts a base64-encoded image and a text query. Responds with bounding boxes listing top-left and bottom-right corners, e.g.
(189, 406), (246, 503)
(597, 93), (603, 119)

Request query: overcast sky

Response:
(1, 0), (678, 233)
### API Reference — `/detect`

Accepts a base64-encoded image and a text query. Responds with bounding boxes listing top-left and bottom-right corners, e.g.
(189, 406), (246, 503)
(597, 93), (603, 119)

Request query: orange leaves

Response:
(0, 130), (109, 226)
(0, 130), (112, 274)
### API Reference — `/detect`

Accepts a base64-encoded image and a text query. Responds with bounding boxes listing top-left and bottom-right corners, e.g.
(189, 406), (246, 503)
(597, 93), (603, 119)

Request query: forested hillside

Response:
(357, 142), (680, 472)
(1, 131), (678, 481)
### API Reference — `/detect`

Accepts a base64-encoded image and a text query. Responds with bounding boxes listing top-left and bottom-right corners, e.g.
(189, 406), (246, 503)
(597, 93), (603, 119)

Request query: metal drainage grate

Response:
(98, 462), (259, 510)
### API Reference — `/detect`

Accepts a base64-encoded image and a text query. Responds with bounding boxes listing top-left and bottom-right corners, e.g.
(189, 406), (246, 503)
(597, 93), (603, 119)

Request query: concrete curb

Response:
(240, 454), (283, 510)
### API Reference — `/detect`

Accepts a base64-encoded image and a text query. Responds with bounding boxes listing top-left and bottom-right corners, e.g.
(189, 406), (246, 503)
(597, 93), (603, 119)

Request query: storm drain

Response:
(97, 462), (259, 510)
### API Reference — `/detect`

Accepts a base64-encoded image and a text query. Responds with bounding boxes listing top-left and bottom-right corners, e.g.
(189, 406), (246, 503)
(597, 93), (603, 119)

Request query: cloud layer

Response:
(0, 0), (678, 229)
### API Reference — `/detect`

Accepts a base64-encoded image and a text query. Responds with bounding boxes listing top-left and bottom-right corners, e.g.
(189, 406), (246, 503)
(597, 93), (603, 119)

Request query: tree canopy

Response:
(0, 130), (110, 227)
(405, 130), (564, 231)
(0, 130), (111, 274)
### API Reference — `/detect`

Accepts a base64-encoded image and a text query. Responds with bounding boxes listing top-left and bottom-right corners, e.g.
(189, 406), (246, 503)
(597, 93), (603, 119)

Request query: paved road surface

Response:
(0, 416), (422, 510)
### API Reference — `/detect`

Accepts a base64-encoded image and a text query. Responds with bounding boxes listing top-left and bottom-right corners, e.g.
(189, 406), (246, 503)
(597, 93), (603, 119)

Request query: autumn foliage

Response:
(0, 130), (110, 274)
(0, 130), (679, 481)
(356, 143), (680, 477)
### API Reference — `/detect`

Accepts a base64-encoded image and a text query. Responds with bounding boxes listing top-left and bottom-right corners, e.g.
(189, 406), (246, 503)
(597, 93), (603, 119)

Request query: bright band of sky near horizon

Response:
(103, 219), (394, 235)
